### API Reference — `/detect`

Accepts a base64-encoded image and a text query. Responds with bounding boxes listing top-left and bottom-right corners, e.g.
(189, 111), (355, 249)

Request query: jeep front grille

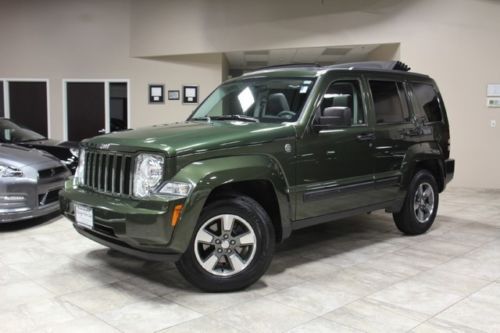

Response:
(82, 150), (133, 196)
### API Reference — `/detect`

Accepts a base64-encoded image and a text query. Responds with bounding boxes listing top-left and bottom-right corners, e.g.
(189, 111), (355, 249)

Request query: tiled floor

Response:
(1, 187), (500, 332)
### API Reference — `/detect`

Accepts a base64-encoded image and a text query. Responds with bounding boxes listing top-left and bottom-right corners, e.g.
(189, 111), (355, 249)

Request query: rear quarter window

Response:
(411, 83), (443, 122)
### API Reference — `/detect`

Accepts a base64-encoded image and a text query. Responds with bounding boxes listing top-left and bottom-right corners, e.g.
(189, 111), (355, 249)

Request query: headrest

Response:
(266, 93), (290, 115)
(322, 106), (352, 127)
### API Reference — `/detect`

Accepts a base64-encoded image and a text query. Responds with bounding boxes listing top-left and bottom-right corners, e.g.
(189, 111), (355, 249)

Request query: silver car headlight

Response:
(0, 164), (23, 177)
(159, 181), (193, 197)
(73, 149), (86, 186)
(70, 148), (79, 158)
(133, 153), (164, 197)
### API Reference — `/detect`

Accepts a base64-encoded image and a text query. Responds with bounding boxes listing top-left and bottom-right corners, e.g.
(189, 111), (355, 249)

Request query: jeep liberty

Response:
(60, 61), (455, 291)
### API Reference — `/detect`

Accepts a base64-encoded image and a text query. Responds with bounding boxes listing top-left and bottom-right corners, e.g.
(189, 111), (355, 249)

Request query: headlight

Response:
(69, 148), (79, 158)
(73, 149), (86, 186)
(133, 153), (164, 197)
(159, 181), (192, 197)
(0, 164), (23, 177)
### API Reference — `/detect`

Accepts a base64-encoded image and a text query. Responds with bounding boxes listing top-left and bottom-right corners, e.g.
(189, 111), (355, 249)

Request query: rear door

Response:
(367, 77), (415, 200)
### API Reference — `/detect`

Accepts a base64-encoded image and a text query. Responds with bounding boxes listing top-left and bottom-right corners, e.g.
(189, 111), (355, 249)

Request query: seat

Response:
(265, 93), (290, 115)
(322, 106), (352, 127)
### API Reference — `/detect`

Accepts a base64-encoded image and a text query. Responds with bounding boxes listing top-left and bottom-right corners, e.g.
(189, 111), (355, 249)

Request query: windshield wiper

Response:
(209, 115), (259, 123)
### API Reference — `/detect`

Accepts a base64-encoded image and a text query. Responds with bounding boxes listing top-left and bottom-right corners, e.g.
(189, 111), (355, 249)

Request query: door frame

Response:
(0, 78), (51, 137)
(62, 79), (131, 141)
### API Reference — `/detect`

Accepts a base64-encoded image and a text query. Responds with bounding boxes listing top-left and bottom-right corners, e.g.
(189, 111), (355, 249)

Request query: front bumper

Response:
(59, 186), (185, 259)
(0, 173), (67, 223)
(0, 200), (60, 223)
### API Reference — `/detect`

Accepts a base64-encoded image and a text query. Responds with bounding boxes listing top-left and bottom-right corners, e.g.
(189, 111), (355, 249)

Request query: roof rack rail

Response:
(327, 61), (411, 72)
(254, 63), (321, 71)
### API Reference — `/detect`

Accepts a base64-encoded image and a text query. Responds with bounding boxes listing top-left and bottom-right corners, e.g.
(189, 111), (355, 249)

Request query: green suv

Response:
(60, 61), (454, 292)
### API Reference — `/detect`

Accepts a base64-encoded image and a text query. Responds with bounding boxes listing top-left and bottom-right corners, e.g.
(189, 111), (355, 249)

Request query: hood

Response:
(19, 138), (78, 148)
(0, 144), (62, 169)
(85, 121), (296, 156)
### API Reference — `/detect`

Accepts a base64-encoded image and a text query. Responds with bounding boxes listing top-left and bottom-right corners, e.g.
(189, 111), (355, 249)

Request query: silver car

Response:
(0, 143), (71, 222)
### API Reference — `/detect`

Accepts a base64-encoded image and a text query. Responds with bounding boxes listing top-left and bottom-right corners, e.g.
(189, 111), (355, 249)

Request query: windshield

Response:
(189, 77), (315, 123)
(0, 119), (46, 143)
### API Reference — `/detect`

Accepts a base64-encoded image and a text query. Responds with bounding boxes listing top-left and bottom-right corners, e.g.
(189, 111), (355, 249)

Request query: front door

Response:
(294, 77), (376, 221)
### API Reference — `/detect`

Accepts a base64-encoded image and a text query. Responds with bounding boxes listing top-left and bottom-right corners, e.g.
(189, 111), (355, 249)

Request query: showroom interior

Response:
(1, 0), (500, 332)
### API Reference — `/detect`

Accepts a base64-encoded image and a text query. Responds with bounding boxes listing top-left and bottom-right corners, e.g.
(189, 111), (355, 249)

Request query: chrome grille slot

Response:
(82, 150), (133, 196)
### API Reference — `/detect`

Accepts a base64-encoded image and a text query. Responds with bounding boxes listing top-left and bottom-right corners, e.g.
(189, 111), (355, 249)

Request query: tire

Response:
(176, 194), (275, 292)
(393, 169), (439, 235)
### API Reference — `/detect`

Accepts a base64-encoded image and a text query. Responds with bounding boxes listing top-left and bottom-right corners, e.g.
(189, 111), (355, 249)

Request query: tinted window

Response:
(412, 83), (442, 122)
(369, 80), (406, 124)
(320, 80), (365, 126)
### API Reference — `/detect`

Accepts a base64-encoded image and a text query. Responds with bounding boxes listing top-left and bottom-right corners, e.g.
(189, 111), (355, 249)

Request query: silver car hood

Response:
(0, 144), (63, 170)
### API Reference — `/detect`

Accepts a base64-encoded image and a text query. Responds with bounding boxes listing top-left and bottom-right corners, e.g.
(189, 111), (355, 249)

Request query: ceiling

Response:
(224, 44), (385, 70)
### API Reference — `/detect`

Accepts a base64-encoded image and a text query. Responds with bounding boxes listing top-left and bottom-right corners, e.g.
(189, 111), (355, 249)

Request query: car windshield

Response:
(0, 119), (46, 143)
(189, 77), (315, 123)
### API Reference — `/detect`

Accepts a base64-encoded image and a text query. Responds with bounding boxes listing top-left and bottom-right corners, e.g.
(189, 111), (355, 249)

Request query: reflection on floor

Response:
(1, 187), (500, 332)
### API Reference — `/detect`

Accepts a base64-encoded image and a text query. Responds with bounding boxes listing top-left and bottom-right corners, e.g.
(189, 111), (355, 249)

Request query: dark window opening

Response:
(369, 80), (407, 124)
(412, 83), (442, 122)
(110, 82), (128, 132)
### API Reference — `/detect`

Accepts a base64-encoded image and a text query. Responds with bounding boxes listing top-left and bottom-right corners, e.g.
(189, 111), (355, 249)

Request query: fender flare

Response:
(400, 142), (444, 190)
(166, 155), (291, 253)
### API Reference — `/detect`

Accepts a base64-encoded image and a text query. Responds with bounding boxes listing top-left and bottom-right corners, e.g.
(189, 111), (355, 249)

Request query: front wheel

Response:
(393, 170), (439, 235)
(176, 194), (275, 292)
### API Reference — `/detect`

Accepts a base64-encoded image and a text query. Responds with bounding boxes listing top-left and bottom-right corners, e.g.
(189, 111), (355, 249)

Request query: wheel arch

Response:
(167, 155), (292, 253)
(402, 142), (446, 193)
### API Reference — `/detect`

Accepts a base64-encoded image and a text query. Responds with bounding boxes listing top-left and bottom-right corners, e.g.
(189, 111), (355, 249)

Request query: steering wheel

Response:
(277, 111), (296, 119)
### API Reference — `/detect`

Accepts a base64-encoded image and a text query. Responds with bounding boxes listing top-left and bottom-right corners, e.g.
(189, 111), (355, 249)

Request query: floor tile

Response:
(368, 279), (464, 316)
(0, 281), (54, 310)
(208, 299), (315, 333)
(59, 281), (156, 314)
(324, 298), (427, 332)
(265, 281), (360, 315)
(411, 318), (486, 333)
(34, 316), (121, 333)
(163, 287), (262, 314)
(437, 283), (500, 332)
(288, 317), (362, 333)
(97, 297), (202, 333)
(157, 316), (246, 333)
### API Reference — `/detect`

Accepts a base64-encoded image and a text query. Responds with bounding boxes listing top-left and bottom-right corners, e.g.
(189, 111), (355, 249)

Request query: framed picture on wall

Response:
(168, 90), (180, 100)
(149, 84), (164, 103)
(182, 85), (199, 104)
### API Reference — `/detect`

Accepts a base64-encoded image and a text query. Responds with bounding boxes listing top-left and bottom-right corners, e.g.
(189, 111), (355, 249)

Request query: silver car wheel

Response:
(413, 182), (435, 223)
(194, 214), (257, 277)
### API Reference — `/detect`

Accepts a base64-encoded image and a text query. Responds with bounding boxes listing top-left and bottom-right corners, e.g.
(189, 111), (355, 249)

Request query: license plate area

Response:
(75, 204), (94, 229)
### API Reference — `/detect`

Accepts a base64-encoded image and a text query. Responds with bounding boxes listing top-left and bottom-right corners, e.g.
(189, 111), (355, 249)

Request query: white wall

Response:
(1, 0), (499, 188)
(130, 0), (500, 189)
(0, 0), (224, 138)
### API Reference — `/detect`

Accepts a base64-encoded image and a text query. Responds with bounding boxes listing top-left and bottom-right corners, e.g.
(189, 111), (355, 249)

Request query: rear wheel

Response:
(393, 170), (439, 235)
(176, 194), (275, 292)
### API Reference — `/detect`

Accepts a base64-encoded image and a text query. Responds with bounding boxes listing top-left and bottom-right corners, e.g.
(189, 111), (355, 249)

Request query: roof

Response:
(240, 61), (429, 79)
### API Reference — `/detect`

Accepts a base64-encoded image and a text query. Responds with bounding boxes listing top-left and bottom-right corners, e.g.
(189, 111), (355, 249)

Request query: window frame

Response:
(407, 81), (445, 125)
(314, 77), (369, 130)
(366, 77), (413, 126)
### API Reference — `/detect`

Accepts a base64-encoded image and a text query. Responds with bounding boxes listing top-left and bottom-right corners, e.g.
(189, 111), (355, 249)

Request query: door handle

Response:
(356, 133), (376, 141)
